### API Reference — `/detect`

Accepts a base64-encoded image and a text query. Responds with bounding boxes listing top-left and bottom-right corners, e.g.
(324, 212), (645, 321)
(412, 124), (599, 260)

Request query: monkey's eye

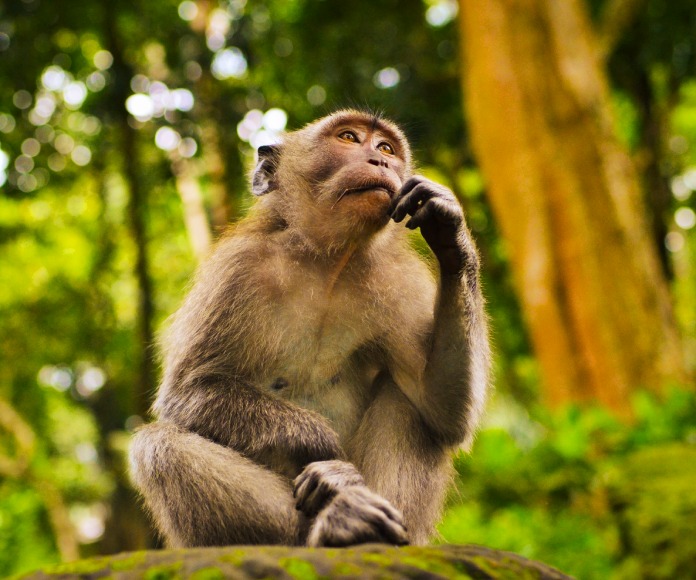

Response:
(338, 131), (359, 143)
(377, 142), (395, 155)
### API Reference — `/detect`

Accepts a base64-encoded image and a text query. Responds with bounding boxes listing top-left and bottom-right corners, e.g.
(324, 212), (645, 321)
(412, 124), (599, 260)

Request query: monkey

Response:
(129, 109), (490, 548)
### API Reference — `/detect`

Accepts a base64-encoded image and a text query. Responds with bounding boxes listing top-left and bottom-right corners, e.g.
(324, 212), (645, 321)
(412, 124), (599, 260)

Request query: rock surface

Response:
(17, 543), (573, 579)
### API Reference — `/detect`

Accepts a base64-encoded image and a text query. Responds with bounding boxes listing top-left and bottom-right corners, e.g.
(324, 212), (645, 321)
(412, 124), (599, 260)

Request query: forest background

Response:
(0, 0), (695, 578)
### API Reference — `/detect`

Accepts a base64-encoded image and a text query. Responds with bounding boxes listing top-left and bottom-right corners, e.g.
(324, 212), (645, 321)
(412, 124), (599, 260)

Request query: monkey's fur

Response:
(130, 110), (490, 548)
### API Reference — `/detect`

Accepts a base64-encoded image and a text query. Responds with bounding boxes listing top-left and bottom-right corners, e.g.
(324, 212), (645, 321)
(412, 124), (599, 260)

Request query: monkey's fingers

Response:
(307, 502), (408, 547)
(364, 502), (409, 545)
(294, 472), (321, 510)
(294, 460), (366, 516)
(300, 480), (337, 517)
(374, 499), (406, 529)
(397, 175), (429, 200)
(391, 182), (433, 222)
(405, 197), (460, 231)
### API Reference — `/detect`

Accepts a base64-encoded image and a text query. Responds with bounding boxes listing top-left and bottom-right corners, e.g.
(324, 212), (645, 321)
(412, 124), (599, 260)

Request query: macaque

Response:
(129, 110), (490, 548)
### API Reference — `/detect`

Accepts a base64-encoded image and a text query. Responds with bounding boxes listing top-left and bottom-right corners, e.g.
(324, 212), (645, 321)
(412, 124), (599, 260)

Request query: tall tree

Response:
(458, 0), (688, 412)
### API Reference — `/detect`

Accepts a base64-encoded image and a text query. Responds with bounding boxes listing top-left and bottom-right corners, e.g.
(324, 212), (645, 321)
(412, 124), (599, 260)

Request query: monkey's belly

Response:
(291, 382), (364, 441)
(262, 359), (378, 443)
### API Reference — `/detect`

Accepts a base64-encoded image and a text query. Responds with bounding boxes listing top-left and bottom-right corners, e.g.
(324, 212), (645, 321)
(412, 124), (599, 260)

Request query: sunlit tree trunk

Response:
(458, 0), (687, 412)
(100, 0), (158, 553)
(172, 158), (213, 260)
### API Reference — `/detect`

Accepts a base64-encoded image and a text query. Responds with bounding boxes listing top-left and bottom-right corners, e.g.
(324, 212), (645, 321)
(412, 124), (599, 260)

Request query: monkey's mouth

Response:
(343, 181), (397, 197)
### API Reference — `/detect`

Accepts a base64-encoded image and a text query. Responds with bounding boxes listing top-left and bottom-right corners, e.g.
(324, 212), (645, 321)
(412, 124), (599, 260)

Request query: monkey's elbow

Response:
(431, 422), (475, 450)
(424, 398), (485, 450)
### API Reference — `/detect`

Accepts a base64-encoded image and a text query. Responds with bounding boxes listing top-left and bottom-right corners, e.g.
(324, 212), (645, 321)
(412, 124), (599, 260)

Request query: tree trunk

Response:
(172, 158), (213, 261)
(458, 0), (687, 412)
(104, 0), (156, 419)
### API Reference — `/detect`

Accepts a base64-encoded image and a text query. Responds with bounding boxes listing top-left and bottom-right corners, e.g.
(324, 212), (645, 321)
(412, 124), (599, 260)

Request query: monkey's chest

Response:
(268, 280), (377, 372)
(257, 284), (381, 438)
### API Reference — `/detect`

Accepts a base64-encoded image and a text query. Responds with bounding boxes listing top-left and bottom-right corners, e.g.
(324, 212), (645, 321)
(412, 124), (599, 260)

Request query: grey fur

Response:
(129, 110), (490, 548)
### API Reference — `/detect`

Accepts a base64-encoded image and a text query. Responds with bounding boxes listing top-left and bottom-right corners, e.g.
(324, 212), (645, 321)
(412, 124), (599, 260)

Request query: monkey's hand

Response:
(306, 486), (409, 547)
(391, 175), (475, 276)
(294, 460), (364, 518)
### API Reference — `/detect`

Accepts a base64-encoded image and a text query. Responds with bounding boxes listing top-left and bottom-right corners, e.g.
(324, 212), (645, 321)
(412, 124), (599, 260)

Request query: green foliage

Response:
(441, 389), (696, 579)
(0, 486), (57, 578)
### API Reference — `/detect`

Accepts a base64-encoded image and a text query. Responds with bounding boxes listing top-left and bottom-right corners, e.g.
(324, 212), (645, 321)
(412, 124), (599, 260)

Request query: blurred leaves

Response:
(442, 389), (696, 579)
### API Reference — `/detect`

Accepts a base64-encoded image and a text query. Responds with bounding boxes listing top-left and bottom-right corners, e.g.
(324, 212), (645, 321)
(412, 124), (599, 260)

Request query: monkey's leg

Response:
(129, 421), (305, 547)
(347, 378), (453, 545)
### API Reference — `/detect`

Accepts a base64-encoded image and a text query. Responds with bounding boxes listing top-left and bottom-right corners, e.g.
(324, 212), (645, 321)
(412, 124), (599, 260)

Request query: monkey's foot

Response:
(307, 486), (409, 547)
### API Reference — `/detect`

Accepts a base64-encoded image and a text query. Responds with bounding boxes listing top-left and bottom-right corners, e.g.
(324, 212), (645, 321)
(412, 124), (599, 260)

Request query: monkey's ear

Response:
(252, 144), (282, 196)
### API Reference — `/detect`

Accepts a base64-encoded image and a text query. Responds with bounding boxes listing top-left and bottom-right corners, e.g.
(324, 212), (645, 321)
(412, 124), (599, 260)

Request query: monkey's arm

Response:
(391, 176), (490, 447)
(156, 377), (345, 477)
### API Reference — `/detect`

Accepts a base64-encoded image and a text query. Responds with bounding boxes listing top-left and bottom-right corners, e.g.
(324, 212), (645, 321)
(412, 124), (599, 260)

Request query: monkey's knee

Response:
(128, 421), (178, 490)
(129, 421), (304, 547)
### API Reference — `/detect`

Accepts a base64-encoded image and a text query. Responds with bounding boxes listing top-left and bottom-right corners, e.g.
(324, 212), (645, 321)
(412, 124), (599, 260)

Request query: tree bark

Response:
(458, 0), (687, 412)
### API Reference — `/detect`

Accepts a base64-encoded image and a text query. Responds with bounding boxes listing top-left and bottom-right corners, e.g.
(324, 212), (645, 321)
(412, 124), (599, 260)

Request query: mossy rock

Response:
(15, 544), (572, 579)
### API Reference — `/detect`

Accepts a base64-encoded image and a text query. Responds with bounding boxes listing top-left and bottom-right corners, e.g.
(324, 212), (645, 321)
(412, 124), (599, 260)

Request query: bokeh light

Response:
(0, 147), (9, 186)
(211, 47), (247, 80)
(675, 207), (696, 230)
(374, 67), (400, 89)
(307, 85), (326, 106)
(425, 0), (458, 27)
(155, 126), (181, 151)
(178, 0), (198, 22)
(237, 107), (287, 150)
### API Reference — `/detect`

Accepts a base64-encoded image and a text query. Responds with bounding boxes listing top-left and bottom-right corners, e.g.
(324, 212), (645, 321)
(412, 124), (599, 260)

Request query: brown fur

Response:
(129, 110), (490, 547)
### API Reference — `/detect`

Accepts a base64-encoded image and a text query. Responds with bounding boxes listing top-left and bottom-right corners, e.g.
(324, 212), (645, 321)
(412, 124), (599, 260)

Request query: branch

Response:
(0, 396), (35, 477)
(0, 396), (80, 561)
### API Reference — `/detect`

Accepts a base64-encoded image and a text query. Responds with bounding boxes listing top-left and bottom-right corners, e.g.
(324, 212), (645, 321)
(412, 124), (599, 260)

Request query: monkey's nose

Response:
(368, 158), (389, 169)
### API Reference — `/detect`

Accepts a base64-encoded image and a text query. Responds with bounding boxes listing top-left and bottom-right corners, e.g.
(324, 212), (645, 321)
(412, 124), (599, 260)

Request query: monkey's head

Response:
(251, 110), (413, 249)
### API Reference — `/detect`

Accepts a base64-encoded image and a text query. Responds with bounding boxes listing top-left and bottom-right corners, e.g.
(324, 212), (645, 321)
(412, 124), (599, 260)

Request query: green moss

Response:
(143, 562), (183, 580)
(468, 555), (540, 580)
(400, 555), (471, 578)
(189, 566), (226, 579)
(360, 552), (394, 566)
(217, 549), (248, 565)
(330, 562), (364, 576)
(279, 557), (321, 579)
(111, 551), (148, 572)
(40, 556), (110, 575)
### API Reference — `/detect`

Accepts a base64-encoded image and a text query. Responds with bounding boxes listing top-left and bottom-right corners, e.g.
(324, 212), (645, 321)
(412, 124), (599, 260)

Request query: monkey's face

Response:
(252, 111), (413, 244)
(306, 112), (410, 226)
